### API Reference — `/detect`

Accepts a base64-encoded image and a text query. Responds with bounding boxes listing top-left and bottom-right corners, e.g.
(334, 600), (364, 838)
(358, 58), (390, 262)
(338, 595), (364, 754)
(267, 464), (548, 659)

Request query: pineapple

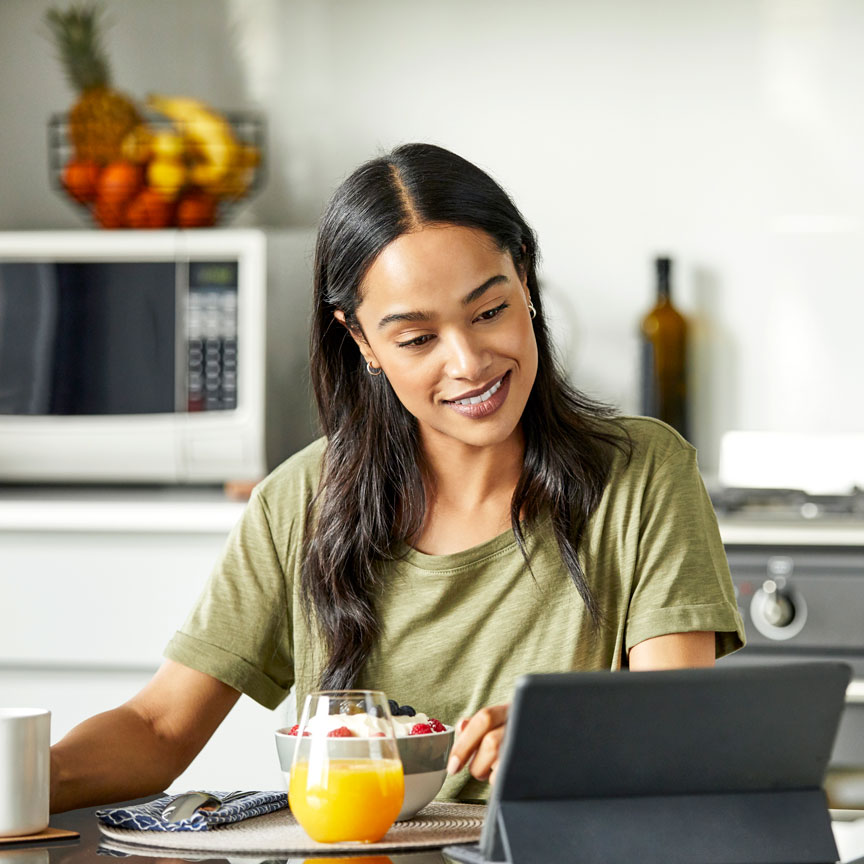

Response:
(45, 4), (140, 163)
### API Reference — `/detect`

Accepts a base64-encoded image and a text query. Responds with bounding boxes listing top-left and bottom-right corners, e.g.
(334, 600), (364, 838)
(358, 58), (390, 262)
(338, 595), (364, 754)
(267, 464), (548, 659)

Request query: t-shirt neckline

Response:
(393, 512), (551, 573)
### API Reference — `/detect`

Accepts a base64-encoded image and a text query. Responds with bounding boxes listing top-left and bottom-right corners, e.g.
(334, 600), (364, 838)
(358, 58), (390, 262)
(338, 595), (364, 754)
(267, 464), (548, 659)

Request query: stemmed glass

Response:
(289, 690), (404, 844)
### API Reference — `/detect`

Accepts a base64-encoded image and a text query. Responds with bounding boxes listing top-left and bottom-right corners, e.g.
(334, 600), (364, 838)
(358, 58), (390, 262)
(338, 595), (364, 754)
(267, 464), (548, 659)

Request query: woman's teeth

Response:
(452, 376), (504, 406)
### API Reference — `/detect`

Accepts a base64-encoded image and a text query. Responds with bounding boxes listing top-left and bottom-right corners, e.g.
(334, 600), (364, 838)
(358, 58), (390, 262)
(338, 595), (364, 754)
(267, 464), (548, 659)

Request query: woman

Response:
(49, 143), (744, 812)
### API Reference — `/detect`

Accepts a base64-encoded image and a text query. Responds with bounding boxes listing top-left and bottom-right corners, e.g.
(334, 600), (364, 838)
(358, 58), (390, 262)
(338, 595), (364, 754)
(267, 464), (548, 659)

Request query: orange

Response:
(126, 187), (174, 229)
(62, 159), (101, 203)
(176, 189), (218, 227)
(92, 198), (127, 229)
(97, 161), (143, 206)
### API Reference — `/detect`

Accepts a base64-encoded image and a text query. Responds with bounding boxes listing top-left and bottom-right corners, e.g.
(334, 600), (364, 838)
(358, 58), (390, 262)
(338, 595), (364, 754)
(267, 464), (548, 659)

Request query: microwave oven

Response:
(0, 229), (318, 484)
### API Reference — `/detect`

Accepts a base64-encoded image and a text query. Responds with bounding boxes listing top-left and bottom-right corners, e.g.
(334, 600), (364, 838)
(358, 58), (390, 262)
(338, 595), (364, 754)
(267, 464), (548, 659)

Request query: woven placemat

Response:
(97, 802), (485, 855)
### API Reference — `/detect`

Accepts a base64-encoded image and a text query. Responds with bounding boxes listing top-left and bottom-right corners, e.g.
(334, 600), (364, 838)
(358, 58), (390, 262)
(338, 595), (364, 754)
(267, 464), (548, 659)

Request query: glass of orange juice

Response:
(289, 690), (404, 844)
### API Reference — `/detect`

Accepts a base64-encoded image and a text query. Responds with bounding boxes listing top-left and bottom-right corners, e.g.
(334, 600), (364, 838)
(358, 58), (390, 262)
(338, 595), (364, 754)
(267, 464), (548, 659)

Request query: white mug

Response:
(0, 708), (50, 837)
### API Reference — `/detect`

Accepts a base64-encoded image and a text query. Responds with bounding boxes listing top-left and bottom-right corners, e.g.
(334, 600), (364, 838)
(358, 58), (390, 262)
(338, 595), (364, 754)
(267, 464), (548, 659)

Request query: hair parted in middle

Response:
(304, 142), (631, 690)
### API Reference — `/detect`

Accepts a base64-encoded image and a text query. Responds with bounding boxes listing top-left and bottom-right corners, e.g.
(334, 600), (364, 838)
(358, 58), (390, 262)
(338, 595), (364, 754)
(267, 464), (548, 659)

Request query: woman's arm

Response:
(628, 630), (715, 670)
(50, 659), (240, 813)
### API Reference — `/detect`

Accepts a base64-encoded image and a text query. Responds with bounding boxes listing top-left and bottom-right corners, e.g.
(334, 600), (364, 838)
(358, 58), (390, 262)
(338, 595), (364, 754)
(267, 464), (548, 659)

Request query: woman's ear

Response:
(333, 309), (379, 368)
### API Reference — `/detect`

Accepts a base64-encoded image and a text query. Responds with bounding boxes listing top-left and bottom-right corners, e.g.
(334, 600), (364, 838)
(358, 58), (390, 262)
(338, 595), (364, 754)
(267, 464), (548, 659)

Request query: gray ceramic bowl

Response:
(274, 726), (454, 821)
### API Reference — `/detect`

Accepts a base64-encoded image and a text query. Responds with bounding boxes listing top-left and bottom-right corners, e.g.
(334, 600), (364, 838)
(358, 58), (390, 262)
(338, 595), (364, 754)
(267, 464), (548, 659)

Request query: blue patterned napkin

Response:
(95, 791), (288, 832)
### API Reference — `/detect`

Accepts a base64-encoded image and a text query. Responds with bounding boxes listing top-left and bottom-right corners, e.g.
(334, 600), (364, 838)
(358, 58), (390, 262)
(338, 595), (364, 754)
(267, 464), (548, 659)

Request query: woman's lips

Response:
(443, 371), (511, 419)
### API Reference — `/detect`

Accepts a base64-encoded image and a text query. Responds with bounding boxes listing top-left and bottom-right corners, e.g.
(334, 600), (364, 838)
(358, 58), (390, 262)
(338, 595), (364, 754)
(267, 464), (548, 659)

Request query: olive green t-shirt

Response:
(165, 416), (744, 800)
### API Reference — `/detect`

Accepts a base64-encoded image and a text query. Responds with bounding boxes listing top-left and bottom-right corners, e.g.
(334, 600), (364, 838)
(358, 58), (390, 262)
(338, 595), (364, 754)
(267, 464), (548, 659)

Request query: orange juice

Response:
(289, 758), (404, 843)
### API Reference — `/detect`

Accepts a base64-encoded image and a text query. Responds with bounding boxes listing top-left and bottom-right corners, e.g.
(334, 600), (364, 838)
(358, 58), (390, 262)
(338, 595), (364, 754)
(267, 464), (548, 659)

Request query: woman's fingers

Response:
(447, 704), (509, 777)
(465, 726), (505, 781)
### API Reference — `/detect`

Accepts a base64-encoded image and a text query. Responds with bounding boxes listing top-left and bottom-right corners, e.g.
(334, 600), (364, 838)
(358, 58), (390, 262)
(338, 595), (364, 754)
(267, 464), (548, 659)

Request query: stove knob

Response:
(760, 579), (795, 628)
(749, 579), (807, 640)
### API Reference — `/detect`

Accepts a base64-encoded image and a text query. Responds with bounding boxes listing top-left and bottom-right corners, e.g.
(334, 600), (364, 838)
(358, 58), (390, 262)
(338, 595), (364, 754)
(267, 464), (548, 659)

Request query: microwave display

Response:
(0, 260), (237, 416)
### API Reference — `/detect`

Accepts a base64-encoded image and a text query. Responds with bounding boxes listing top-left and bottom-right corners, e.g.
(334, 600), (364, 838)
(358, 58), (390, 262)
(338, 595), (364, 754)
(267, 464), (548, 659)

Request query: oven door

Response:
(720, 543), (864, 805)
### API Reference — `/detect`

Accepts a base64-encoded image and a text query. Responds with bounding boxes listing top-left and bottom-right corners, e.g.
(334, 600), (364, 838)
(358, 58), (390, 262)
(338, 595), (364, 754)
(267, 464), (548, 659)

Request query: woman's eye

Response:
(396, 334), (435, 349)
(475, 302), (509, 322)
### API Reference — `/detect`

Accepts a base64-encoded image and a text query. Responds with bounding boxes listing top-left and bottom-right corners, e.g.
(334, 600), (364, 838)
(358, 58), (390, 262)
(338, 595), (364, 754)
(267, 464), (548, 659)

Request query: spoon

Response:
(162, 790), (250, 823)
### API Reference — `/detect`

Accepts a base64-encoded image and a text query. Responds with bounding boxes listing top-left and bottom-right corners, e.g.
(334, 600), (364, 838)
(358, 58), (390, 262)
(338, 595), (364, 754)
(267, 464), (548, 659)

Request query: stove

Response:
(713, 487), (864, 522)
(710, 484), (864, 778)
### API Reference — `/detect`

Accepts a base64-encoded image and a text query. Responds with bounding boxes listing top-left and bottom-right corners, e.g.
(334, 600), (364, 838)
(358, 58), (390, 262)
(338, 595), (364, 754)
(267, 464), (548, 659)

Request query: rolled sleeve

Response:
(626, 447), (746, 658)
(163, 487), (295, 709)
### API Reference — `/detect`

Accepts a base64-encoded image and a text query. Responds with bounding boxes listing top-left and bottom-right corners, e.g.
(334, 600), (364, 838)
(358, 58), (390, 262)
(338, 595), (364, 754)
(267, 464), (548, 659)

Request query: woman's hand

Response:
(446, 704), (509, 784)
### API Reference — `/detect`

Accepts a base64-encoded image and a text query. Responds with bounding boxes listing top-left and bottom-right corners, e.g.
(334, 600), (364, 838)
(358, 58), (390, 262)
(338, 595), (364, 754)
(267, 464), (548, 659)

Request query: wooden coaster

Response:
(0, 827), (80, 846)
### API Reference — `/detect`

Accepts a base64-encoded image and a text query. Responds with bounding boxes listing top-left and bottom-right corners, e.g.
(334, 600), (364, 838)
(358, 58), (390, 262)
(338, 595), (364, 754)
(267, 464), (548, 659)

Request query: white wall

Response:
(2, 0), (863, 470)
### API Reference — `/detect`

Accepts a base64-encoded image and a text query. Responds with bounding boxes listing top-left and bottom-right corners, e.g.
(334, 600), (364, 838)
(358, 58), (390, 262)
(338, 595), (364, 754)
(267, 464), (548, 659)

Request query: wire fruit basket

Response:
(48, 109), (265, 229)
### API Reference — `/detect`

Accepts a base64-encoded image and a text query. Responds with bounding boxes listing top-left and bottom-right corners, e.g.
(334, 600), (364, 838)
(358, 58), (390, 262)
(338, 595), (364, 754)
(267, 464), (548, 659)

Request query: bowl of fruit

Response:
(45, 4), (263, 229)
(275, 699), (455, 822)
(49, 102), (263, 229)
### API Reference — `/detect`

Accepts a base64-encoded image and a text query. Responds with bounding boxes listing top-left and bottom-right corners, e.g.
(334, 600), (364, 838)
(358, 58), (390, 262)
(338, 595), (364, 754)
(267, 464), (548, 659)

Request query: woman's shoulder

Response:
(601, 415), (696, 477)
(254, 436), (328, 510)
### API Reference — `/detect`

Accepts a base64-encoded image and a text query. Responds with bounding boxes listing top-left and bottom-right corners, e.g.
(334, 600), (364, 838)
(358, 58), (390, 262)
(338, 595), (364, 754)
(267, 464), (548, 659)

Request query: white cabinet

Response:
(0, 488), (294, 793)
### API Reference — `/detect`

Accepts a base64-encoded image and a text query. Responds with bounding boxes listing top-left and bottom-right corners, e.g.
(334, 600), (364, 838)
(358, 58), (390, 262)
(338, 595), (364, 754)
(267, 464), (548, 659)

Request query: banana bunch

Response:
(145, 94), (258, 198)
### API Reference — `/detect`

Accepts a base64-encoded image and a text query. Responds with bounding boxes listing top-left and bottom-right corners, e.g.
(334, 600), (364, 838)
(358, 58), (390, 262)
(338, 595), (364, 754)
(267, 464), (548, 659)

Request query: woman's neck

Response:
(406, 426), (526, 555)
(420, 426), (525, 509)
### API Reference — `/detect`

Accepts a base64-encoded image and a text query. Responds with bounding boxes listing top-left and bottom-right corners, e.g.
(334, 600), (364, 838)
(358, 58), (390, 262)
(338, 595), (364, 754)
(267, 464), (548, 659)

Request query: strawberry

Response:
(410, 723), (433, 735)
(428, 718), (446, 733)
(328, 726), (354, 738)
(286, 724), (311, 737)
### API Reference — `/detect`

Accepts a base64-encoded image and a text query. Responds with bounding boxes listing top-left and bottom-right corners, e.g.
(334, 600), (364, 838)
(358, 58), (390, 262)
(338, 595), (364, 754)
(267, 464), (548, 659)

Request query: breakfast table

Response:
(7, 798), (864, 864)
(4, 797), (464, 864)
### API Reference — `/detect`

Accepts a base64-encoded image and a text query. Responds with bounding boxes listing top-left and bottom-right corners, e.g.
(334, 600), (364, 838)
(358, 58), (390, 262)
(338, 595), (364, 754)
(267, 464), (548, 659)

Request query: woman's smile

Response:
(442, 370), (511, 418)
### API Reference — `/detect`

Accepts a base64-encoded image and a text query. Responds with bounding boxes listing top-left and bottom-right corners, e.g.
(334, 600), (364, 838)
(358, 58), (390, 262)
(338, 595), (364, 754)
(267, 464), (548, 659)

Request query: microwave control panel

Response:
(185, 261), (238, 412)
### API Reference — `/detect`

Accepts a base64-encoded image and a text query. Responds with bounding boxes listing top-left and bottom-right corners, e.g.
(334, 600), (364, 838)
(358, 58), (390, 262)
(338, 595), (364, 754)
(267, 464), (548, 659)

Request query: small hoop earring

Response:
(528, 301), (537, 319)
(366, 361), (382, 377)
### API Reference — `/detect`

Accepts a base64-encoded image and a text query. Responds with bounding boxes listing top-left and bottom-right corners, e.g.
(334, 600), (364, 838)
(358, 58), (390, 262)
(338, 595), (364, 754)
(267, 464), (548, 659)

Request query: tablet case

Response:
(444, 661), (851, 864)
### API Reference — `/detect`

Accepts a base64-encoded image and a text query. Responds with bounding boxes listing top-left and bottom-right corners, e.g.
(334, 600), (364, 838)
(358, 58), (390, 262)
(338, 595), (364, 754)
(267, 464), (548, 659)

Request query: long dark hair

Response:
(304, 143), (631, 689)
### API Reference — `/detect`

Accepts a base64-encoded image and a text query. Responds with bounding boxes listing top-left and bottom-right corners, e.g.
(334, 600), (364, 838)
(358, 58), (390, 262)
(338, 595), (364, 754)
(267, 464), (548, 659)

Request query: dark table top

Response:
(6, 801), (864, 864)
(0, 799), (456, 864)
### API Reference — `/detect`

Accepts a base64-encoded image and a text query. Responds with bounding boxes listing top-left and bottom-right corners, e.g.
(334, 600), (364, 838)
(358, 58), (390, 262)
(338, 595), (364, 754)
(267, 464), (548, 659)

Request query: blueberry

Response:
(388, 699), (399, 715)
(400, 704), (416, 717)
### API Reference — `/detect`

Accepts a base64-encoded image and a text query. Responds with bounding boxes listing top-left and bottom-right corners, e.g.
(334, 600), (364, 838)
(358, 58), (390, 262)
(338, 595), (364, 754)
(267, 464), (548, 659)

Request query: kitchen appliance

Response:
(0, 229), (317, 484)
(712, 433), (864, 786)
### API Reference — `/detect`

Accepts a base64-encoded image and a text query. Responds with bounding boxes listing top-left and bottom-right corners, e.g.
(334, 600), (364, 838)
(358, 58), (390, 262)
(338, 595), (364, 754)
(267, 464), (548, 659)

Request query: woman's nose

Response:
(443, 330), (492, 381)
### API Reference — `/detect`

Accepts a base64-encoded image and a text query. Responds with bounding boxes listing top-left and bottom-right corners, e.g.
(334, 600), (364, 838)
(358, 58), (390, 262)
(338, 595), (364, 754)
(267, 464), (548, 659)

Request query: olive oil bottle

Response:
(639, 256), (689, 440)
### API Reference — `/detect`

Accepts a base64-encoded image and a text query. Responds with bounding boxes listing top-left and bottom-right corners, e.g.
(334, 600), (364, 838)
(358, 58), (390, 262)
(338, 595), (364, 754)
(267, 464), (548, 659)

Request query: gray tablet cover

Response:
(445, 661), (850, 864)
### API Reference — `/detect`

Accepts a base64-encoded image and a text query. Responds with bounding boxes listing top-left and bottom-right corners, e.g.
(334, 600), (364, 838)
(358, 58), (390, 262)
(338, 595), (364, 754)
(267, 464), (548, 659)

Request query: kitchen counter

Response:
(718, 516), (864, 547)
(2, 485), (864, 545)
(0, 485), (245, 533)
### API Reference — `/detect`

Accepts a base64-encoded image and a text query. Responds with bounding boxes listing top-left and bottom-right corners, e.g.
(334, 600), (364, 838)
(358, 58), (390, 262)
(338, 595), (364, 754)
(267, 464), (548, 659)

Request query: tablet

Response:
(446, 661), (850, 864)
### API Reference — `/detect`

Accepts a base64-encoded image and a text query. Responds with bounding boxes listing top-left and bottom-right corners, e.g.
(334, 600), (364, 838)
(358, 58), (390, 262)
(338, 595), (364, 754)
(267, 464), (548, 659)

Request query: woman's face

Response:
(341, 224), (539, 452)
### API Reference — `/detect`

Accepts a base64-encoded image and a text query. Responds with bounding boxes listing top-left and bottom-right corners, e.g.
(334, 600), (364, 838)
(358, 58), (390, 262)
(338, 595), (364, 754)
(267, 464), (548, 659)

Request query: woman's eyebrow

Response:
(376, 274), (509, 330)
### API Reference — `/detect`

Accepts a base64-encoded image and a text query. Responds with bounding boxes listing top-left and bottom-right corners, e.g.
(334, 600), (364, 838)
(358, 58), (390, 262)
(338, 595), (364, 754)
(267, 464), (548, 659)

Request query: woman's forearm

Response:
(50, 702), (190, 813)
(50, 661), (241, 813)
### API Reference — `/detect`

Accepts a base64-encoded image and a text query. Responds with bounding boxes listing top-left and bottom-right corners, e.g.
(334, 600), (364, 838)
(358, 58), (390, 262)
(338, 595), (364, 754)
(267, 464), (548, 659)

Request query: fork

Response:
(162, 790), (252, 823)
